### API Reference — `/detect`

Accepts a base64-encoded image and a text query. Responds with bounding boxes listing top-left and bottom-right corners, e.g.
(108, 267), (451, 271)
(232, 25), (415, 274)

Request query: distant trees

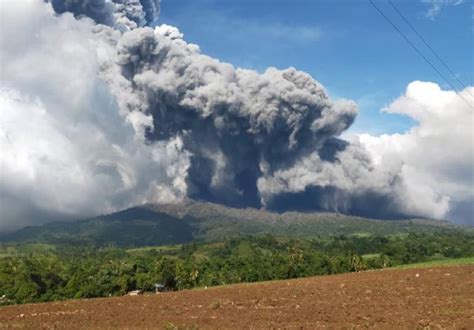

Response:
(0, 231), (473, 305)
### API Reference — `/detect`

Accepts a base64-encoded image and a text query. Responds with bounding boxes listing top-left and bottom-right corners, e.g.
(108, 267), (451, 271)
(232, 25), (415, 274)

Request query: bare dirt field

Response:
(1, 265), (473, 329)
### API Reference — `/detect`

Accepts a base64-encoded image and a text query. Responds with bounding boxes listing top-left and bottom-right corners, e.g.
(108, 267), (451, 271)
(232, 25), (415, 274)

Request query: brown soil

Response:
(1, 265), (473, 329)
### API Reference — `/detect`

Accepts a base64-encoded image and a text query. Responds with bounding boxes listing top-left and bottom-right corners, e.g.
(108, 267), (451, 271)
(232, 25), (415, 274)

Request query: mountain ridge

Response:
(1, 199), (466, 248)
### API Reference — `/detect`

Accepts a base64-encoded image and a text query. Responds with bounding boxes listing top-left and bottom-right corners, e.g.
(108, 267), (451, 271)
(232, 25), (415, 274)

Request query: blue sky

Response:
(158, 0), (473, 135)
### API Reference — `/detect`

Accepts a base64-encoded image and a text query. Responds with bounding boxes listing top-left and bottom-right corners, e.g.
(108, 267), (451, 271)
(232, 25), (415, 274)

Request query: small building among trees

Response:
(154, 283), (166, 294)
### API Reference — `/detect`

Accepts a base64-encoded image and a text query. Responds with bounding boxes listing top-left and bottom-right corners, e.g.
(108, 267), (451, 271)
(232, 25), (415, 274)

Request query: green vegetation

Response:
(1, 231), (473, 305)
(1, 202), (471, 305)
(392, 256), (474, 269)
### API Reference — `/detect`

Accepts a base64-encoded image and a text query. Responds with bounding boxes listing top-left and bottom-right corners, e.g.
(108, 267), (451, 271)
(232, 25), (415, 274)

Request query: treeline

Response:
(0, 232), (473, 305)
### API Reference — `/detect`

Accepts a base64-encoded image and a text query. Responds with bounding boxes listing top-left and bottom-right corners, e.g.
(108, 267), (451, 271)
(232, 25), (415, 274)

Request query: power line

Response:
(368, 0), (453, 89)
(388, 0), (470, 91)
(368, 0), (473, 108)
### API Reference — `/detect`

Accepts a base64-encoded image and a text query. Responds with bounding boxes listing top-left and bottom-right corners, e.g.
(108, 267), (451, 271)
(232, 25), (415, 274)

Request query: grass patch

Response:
(127, 244), (183, 254)
(362, 253), (381, 260)
(350, 232), (372, 237)
(393, 256), (474, 269)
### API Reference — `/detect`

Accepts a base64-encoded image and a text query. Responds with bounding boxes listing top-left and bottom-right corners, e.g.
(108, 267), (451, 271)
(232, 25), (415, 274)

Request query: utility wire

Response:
(368, 0), (473, 108)
(388, 0), (470, 91)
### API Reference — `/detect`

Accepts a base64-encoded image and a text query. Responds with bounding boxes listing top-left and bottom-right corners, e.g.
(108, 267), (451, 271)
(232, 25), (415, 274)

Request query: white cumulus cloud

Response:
(358, 81), (474, 224)
(0, 0), (189, 231)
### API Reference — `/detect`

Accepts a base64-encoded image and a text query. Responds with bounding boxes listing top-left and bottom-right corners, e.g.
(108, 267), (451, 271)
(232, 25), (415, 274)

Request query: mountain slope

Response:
(145, 199), (460, 240)
(0, 208), (193, 247)
(0, 200), (466, 248)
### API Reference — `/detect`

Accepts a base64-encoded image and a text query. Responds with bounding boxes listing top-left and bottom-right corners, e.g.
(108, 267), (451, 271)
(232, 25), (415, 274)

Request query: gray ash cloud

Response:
(47, 0), (160, 29)
(114, 26), (410, 218)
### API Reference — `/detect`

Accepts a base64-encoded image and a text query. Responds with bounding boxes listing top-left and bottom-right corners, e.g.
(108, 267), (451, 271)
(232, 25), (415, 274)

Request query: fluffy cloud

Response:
(358, 81), (474, 225)
(0, 0), (188, 231)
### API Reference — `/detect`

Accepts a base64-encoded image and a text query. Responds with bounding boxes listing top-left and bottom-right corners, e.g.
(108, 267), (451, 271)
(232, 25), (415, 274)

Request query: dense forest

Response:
(1, 231), (473, 305)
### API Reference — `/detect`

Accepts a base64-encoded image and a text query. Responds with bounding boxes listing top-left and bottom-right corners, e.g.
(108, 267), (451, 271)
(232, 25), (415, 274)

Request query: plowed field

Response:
(1, 265), (473, 329)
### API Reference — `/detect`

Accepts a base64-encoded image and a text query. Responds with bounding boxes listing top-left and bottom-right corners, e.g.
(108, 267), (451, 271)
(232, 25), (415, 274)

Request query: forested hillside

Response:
(0, 200), (465, 248)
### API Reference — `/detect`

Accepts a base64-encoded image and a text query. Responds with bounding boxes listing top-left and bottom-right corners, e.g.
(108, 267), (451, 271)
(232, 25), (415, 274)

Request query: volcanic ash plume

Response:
(113, 25), (414, 218)
(1, 0), (471, 230)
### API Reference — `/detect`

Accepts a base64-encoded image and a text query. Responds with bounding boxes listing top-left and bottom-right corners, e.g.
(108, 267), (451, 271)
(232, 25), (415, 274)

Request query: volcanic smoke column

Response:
(115, 26), (406, 217)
